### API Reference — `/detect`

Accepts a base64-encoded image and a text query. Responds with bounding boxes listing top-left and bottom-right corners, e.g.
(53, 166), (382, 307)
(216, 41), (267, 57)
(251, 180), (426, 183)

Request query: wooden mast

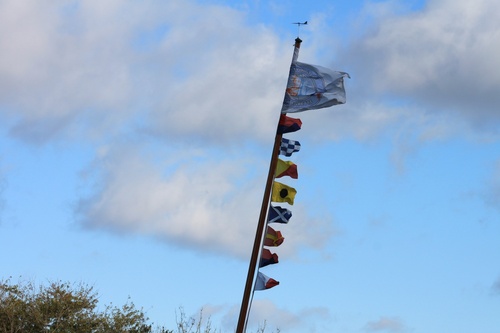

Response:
(235, 37), (302, 333)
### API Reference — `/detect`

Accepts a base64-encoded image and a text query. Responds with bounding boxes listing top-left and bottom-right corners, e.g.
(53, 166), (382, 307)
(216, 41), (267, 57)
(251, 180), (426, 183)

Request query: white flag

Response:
(281, 61), (349, 113)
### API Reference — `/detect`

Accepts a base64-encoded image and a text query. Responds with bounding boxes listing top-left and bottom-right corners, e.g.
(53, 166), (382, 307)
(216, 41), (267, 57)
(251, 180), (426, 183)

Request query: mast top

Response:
(292, 21), (308, 38)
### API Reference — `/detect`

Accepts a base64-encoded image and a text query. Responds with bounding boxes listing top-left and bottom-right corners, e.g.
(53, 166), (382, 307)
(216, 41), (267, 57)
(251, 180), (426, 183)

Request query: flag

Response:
(264, 226), (284, 247)
(277, 114), (302, 134)
(254, 271), (279, 290)
(271, 181), (296, 205)
(259, 249), (279, 268)
(281, 61), (350, 113)
(267, 205), (292, 224)
(275, 158), (298, 179)
(280, 138), (301, 157)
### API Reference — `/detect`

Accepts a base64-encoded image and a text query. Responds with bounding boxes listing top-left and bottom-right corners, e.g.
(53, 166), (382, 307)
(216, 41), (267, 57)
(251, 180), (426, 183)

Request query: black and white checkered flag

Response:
(280, 138), (301, 157)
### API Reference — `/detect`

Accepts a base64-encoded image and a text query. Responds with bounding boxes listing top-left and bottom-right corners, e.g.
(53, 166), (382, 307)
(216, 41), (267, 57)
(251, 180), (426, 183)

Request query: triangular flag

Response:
(264, 226), (284, 247)
(275, 159), (298, 179)
(277, 114), (302, 134)
(267, 205), (292, 224)
(271, 181), (296, 205)
(259, 249), (279, 268)
(279, 138), (301, 157)
(254, 271), (279, 290)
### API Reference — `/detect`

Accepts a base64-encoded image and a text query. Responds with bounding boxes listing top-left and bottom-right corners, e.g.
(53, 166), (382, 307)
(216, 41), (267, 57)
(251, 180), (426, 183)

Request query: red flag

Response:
(255, 271), (279, 290)
(277, 114), (302, 134)
(259, 249), (279, 267)
(264, 226), (284, 247)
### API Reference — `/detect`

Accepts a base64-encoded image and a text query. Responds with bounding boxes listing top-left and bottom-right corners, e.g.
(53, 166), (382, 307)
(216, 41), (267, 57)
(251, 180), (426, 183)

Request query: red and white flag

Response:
(254, 271), (279, 290)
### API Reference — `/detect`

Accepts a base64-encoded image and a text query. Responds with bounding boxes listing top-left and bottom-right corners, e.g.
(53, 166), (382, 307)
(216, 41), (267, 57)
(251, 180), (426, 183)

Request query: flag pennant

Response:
(275, 158), (298, 179)
(271, 181), (296, 205)
(267, 205), (292, 224)
(259, 249), (279, 268)
(280, 138), (301, 157)
(277, 114), (302, 134)
(281, 61), (350, 113)
(264, 226), (284, 247)
(254, 271), (279, 290)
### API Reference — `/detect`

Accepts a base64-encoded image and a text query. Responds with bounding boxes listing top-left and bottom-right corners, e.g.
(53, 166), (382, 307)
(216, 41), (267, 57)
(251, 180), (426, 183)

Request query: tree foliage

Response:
(175, 308), (217, 333)
(0, 279), (163, 333)
(1, 278), (279, 333)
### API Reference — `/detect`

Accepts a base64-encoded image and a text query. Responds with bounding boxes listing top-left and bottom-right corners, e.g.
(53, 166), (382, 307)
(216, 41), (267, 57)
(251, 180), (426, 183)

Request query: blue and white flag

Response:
(281, 61), (349, 113)
(268, 205), (292, 224)
(280, 138), (300, 157)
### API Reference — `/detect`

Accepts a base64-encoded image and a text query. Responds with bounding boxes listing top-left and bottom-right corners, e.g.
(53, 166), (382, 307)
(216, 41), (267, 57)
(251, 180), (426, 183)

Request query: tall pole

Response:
(235, 37), (302, 333)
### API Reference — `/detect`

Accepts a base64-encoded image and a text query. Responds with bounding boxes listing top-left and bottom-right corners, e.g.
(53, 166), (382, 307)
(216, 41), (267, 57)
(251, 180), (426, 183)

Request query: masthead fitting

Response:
(292, 21), (308, 38)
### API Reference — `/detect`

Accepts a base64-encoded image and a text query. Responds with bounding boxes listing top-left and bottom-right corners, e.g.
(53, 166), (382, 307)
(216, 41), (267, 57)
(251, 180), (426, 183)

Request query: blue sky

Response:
(1, 0), (500, 332)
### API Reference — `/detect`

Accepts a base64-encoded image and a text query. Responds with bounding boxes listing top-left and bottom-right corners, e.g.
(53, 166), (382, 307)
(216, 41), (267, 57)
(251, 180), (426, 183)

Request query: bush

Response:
(0, 278), (158, 333)
(0, 278), (279, 333)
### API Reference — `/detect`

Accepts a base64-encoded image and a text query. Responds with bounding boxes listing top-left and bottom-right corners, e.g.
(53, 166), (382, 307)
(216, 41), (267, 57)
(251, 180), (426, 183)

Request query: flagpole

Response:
(235, 37), (302, 333)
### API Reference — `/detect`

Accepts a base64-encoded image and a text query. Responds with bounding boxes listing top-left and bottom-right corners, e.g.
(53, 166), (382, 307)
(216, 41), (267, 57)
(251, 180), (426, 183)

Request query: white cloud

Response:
(2, 0), (499, 146)
(3, 0), (496, 261)
(145, 14), (290, 143)
(0, 0), (336, 258)
(0, 0), (292, 144)
(365, 316), (407, 333)
(0, 0), (144, 142)
(75, 141), (334, 258)
(219, 299), (331, 332)
(76, 142), (261, 257)
(341, 0), (500, 131)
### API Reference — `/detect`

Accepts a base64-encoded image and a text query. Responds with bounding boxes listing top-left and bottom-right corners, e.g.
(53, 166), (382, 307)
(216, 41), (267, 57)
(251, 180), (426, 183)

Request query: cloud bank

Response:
(2, 0), (499, 259)
(342, 0), (500, 132)
(215, 299), (331, 332)
(0, 0), (290, 144)
(75, 142), (334, 258)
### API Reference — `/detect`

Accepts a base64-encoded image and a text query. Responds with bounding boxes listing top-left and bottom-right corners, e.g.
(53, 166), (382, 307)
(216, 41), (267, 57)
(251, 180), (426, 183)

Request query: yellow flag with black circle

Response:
(271, 181), (296, 205)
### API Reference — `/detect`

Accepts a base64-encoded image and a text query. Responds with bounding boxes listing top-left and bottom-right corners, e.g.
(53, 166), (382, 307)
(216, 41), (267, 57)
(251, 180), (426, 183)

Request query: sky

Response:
(1, 0), (500, 332)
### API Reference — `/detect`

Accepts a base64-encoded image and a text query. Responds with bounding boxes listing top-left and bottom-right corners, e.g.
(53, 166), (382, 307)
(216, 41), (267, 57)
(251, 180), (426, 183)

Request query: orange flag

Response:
(259, 249), (279, 267)
(264, 226), (284, 247)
